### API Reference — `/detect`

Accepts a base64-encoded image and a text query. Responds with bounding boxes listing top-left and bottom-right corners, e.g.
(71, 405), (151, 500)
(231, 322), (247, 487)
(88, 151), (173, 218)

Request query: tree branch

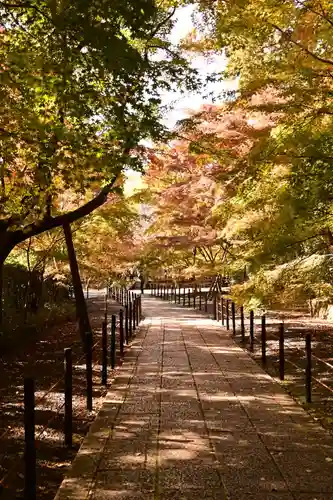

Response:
(294, 0), (333, 29)
(270, 22), (333, 66)
(197, 246), (210, 262)
(10, 175), (119, 246)
(148, 7), (176, 41)
(282, 233), (326, 250)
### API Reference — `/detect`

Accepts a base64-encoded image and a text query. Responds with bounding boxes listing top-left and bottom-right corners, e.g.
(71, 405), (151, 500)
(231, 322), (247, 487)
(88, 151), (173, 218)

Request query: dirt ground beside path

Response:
(233, 308), (333, 433)
(0, 293), (122, 500)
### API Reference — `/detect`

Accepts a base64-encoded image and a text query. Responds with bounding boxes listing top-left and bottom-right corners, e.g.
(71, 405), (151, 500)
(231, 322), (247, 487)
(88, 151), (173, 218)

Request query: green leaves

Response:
(0, 0), (199, 239)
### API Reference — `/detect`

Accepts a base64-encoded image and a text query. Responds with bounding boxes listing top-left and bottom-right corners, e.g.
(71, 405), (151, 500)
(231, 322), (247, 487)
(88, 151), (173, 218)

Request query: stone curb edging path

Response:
(55, 296), (333, 499)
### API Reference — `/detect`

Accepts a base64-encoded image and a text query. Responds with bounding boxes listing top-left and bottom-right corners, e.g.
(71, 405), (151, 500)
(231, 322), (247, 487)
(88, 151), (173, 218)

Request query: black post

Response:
(119, 310), (124, 357)
(261, 315), (266, 364)
(306, 333), (312, 403)
(183, 287), (186, 306)
(111, 315), (116, 369)
(250, 310), (254, 348)
(102, 321), (107, 385)
(129, 301), (132, 338)
(204, 292), (208, 313)
(132, 297), (136, 332)
(232, 302), (236, 335)
(213, 296), (217, 320)
(222, 296), (224, 325)
(64, 348), (73, 447)
(240, 306), (245, 340)
(135, 296), (139, 326)
(24, 377), (36, 500)
(226, 299), (229, 330)
(125, 304), (129, 344)
(199, 286), (202, 310)
(220, 297), (223, 324)
(86, 331), (93, 411)
(188, 288), (191, 307)
(279, 323), (285, 381)
(193, 289), (196, 309)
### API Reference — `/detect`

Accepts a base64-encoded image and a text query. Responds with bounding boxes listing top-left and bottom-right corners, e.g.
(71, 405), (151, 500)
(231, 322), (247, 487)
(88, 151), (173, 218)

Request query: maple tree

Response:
(0, 0), (199, 328)
(135, 104), (259, 281)
(139, 80), (333, 309)
(153, 0), (333, 309)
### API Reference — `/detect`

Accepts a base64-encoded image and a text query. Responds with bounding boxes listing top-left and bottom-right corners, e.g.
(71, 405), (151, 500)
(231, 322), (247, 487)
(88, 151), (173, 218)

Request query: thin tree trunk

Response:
(0, 257), (3, 329)
(0, 245), (13, 330)
(325, 228), (333, 253)
(63, 222), (91, 343)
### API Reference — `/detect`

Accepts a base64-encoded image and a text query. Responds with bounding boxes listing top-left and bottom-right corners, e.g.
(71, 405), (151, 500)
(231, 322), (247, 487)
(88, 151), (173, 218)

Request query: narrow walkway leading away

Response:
(55, 296), (333, 500)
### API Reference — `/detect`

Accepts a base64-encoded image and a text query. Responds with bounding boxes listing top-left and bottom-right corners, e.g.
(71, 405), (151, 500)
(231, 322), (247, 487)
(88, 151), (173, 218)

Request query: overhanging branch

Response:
(10, 175), (118, 246)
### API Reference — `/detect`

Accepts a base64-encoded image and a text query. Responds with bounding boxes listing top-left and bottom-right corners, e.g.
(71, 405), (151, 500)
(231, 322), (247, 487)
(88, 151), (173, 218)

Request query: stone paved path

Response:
(55, 296), (333, 500)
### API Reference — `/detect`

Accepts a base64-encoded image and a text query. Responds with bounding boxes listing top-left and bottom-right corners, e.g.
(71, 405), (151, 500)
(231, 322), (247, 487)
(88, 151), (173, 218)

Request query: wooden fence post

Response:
(220, 297), (223, 324)
(261, 315), (266, 364)
(232, 302), (236, 335)
(226, 299), (229, 330)
(240, 306), (245, 340)
(101, 321), (107, 385)
(129, 301), (132, 338)
(250, 310), (254, 348)
(86, 331), (93, 411)
(64, 348), (73, 447)
(132, 297), (136, 332)
(119, 310), (124, 357)
(306, 333), (312, 403)
(111, 315), (116, 369)
(125, 304), (129, 343)
(24, 377), (36, 500)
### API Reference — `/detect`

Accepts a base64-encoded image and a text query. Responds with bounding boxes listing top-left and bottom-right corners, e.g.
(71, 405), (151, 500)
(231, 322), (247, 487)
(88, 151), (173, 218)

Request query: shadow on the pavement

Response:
(56, 300), (333, 499)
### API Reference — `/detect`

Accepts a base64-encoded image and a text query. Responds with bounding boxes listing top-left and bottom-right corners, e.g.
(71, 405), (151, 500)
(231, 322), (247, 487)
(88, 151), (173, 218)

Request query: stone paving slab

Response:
(55, 296), (333, 499)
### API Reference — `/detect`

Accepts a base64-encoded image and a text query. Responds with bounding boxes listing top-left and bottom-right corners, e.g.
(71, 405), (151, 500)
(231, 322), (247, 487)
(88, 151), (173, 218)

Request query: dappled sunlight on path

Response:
(55, 297), (333, 500)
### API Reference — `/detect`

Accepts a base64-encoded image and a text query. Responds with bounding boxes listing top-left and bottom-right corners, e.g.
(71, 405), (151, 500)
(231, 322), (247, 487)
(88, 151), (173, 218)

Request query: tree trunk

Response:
(0, 244), (14, 330)
(0, 257), (3, 329)
(63, 222), (91, 343)
(325, 228), (333, 254)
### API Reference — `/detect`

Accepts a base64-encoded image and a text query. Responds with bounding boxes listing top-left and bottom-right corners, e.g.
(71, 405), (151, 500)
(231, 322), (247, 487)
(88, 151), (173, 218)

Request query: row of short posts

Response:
(151, 283), (313, 405)
(152, 283), (209, 311)
(23, 289), (142, 500)
(216, 297), (312, 404)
